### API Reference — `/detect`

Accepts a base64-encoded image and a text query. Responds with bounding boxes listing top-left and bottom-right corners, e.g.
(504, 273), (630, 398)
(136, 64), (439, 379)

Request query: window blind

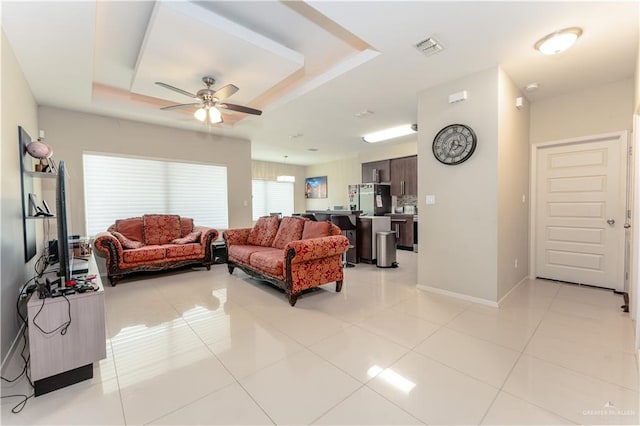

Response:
(252, 180), (294, 220)
(83, 154), (229, 236)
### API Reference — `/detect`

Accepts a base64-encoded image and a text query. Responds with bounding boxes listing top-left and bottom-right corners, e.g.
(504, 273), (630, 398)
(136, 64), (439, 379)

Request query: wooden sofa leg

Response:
(288, 293), (300, 306)
(109, 275), (122, 287)
(227, 264), (235, 275)
(336, 280), (343, 293)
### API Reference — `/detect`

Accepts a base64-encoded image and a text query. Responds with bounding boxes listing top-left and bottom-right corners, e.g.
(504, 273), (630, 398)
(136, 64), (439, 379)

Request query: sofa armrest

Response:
(223, 228), (251, 246)
(194, 226), (218, 246)
(285, 235), (349, 264)
(93, 232), (124, 268)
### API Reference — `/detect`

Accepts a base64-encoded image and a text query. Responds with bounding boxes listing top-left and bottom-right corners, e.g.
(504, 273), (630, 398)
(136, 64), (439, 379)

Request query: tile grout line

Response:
(477, 281), (566, 425)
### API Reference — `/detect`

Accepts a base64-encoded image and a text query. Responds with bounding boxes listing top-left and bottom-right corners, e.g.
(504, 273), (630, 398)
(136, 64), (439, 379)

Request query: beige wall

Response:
(303, 141), (418, 211)
(252, 160), (307, 214)
(38, 107), (254, 236)
(636, 4), (640, 114)
(497, 68), (530, 300)
(305, 157), (360, 210)
(530, 79), (634, 144)
(417, 67), (499, 302)
(1, 31), (40, 361)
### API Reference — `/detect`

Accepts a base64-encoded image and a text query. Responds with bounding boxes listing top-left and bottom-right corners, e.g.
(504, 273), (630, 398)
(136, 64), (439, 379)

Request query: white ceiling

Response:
(2, 1), (638, 165)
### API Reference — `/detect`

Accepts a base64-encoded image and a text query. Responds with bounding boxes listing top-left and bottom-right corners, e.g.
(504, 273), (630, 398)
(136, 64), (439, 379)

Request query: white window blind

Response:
(83, 154), (228, 236)
(252, 180), (294, 220)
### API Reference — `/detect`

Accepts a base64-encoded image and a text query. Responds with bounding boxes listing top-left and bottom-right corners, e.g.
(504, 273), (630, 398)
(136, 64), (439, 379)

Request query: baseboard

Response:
(416, 284), (499, 307)
(1, 323), (26, 373)
(497, 276), (529, 306)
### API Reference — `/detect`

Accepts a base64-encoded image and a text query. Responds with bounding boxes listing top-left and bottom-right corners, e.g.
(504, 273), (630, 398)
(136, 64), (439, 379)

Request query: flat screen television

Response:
(56, 160), (71, 283)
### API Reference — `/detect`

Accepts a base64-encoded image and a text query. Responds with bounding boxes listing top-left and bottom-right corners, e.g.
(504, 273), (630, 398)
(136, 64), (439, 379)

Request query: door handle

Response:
(401, 181), (405, 195)
(624, 223), (631, 229)
(606, 218), (615, 225)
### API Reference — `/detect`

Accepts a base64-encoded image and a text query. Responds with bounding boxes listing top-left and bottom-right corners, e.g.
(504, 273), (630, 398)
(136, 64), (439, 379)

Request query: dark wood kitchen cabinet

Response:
(390, 155), (417, 196)
(361, 160), (390, 183)
(390, 215), (414, 249)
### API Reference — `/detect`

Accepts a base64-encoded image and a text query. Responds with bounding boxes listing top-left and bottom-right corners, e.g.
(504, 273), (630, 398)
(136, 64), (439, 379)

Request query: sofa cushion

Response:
(112, 231), (144, 249)
(301, 221), (331, 240)
(165, 243), (203, 258)
(180, 217), (194, 237)
(115, 217), (144, 242)
(143, 214), (181, 245)
(122, 245), (166, 263)
(272, 217), (304, 249)
(228, 245), (277, 265)
(247, 216), (279, 247)
(172, 231), (201, 244)
(249, 249), (284, 278)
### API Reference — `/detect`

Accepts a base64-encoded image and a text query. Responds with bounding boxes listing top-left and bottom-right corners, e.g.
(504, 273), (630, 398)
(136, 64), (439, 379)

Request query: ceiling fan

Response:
(155, 76), (262, 124)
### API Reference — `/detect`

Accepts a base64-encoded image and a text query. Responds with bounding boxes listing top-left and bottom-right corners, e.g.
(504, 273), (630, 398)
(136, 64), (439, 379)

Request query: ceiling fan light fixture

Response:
(534, 27), (582, 55)
(194, 108), (207, 122)
(208, 107), (222, 124)
(362, 124), (417, 143)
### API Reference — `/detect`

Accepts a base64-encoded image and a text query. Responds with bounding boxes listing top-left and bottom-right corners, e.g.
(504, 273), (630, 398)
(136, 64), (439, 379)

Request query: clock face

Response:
(432, 124), (477, 165)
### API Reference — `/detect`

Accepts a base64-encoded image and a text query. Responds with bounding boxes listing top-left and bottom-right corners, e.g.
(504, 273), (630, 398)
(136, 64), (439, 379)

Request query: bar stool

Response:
(330, 215), (356, 267)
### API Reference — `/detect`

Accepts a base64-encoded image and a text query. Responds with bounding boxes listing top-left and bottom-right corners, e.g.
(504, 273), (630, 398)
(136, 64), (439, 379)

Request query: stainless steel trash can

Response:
(376, 231), (398, 268)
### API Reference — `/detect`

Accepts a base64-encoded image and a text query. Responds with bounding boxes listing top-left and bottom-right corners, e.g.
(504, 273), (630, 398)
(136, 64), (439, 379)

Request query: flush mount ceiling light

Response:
(534, 27), (582, 55)
(524, 82), (539, 92)
(362, 124), (417, 143)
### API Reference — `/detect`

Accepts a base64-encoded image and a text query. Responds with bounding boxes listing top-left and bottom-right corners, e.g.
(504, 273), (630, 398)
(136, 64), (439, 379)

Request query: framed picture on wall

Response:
(305, 176), (327, 199)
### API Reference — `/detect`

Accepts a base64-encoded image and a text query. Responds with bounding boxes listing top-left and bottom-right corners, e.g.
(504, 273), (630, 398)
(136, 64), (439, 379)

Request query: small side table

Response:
(212, 241), (227, 264)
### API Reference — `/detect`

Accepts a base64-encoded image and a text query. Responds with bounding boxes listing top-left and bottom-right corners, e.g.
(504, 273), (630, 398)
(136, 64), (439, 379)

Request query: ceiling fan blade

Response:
(155, 82), (197, 99)
(218, 103), (262, 116)
(160, 103), (200, 111)
(213, 84), (239, 101)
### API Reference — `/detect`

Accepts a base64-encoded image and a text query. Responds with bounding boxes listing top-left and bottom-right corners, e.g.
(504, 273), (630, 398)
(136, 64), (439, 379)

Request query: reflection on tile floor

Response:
(2, 250), (638, 425)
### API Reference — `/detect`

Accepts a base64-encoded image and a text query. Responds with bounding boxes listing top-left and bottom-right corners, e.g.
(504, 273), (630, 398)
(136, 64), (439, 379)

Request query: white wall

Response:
(417, 67), (500, 302)
(37, 107), (254, 236)
(497, 68), (530, 300)
(1, 31), (40, 362)
(530, 79), (634, 144)
(252, 160), (307, 214)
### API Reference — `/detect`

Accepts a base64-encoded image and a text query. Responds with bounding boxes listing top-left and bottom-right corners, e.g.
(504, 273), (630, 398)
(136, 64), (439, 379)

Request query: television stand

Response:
(27, 254), (106, 396)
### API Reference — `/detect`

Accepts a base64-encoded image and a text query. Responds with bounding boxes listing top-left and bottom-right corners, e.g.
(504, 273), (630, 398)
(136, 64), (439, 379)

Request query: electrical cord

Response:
(0, 278), (37, 413)
(32, 294), (72, 336)
(1, 198), (57, 413)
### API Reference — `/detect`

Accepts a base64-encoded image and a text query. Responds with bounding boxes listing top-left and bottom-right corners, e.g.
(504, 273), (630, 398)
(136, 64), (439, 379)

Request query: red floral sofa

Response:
(94, 214), (218, 285)
(224, 216), (349, 306)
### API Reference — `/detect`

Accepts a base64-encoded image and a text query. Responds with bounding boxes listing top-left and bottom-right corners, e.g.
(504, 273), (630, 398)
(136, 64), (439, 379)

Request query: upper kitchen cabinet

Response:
(390, 155), (417, 196)
(361, 160), (390, 183)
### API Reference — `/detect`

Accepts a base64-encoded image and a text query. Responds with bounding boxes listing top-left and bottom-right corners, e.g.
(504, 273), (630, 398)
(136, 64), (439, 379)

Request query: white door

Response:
(535, 134), (626, 291)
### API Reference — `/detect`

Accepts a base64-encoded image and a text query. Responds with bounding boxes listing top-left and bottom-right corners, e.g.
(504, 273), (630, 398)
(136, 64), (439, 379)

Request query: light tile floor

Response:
(2, 251), (638, 425)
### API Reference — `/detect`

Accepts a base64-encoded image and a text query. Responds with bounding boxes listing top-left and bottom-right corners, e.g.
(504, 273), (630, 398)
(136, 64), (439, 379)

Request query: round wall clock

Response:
(432, 124), (477, 165)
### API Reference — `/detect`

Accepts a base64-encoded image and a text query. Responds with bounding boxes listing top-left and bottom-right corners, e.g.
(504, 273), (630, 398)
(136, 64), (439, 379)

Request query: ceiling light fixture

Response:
(194, 106), (222, 124)
(524, 82), (539, 92)
(362, 124), (417, 143)
(534, 27), (582, 55)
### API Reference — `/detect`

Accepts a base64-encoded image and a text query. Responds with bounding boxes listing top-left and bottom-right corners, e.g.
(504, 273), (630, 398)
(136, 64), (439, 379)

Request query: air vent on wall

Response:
(414, 37), (444, 57)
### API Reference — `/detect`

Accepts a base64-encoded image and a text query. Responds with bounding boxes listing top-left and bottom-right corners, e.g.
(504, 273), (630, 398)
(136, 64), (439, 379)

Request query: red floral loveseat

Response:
(94, 214), (218, 285)
(224, 216), (349, 306)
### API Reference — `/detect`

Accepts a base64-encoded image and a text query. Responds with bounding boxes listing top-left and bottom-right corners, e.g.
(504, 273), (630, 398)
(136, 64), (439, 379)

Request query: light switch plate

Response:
(426, 195), (436, 205)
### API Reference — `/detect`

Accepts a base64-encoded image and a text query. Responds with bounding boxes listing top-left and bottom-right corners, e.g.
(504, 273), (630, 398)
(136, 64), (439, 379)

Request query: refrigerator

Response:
(358, 183), (391, 216)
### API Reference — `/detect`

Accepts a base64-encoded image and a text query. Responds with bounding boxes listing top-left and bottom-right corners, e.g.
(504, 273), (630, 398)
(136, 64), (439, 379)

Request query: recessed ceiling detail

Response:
(130, 0), (304, 105)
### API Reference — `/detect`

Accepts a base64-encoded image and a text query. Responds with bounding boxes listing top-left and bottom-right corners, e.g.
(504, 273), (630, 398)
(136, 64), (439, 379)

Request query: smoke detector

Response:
(415, 37), (444, 56)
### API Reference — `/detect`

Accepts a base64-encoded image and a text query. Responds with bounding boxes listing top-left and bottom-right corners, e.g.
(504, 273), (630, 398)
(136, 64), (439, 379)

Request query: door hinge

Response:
(628, 210), (632, 219)
(629, 146), (633, 156)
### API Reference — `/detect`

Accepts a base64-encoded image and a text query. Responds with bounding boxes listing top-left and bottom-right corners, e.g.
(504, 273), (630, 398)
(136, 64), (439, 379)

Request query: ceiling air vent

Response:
(415, 37), (444, 57)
